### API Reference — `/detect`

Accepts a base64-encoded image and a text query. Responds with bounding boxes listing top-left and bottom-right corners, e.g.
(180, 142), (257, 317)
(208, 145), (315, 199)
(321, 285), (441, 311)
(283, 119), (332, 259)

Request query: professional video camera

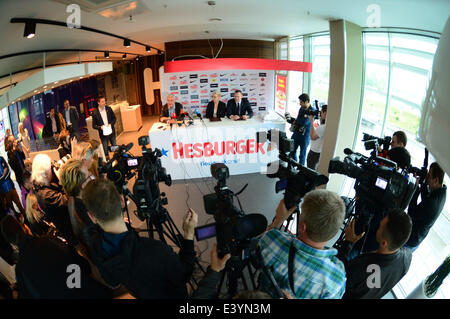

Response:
(362, 132), (392, 153)
(329, 145), (417, 244)
(132, 136), (172, 223)
(201, 163), (267, 258)
(98, 143), (139, 190)
(197, 163), (267, 298)
(257, 128), (329, 211)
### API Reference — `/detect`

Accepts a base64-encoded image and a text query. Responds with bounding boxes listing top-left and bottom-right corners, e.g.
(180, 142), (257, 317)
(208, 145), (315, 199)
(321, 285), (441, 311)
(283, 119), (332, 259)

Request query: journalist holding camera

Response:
(404, 162), (447, 251)
(287, 93), (312, 165)
(337, 209), (413, 299)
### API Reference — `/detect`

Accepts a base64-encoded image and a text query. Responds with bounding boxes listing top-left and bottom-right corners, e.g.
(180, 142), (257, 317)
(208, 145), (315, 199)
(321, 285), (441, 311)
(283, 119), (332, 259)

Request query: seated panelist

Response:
(205, 91), (227, 119)
(226, 90), (253, 121)
(160, 94), (183, 123)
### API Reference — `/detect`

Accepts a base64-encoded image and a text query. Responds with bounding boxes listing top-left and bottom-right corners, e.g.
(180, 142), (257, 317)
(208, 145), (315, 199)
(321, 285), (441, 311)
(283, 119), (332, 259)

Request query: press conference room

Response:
(0, 0), (449, 303)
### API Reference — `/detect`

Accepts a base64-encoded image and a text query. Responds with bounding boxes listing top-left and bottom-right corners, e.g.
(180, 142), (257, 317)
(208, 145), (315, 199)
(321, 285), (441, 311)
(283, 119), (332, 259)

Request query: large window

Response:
(310, 35), (331, 105)
(355, 32), (449, 299)
(283, 34), (330, 116)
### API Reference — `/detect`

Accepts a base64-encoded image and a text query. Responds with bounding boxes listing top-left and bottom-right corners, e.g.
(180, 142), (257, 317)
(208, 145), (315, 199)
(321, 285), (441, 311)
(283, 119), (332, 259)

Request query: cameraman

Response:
(258, 190), (346, 299)
(405, 162), (447, 251)
(307, 104), (327, 170)
(289, 93), (312, 165)
(378, 131), (407, 158)
(337, 209), (412, 299)
(81, 178), (198, 298)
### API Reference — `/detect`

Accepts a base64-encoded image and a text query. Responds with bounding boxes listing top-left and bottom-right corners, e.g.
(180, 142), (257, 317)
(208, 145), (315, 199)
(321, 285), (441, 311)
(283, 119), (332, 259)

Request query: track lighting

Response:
(24, 21), (36, 38)
(104, 51), (110, 58)
(124, 39), (130, 47)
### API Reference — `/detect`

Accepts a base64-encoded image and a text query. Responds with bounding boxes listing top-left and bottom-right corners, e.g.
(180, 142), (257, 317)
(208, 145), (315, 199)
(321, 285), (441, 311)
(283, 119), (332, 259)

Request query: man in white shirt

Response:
(307, 104), (327, 170)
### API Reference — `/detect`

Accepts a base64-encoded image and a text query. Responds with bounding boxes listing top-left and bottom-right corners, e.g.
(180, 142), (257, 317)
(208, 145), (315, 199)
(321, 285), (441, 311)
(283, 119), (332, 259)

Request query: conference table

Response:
(148, 117), (286, 180)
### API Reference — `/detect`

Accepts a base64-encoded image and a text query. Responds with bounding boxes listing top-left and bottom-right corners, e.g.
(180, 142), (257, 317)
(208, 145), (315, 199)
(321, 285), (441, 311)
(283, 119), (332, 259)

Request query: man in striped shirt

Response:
(258, 189), (346, 298)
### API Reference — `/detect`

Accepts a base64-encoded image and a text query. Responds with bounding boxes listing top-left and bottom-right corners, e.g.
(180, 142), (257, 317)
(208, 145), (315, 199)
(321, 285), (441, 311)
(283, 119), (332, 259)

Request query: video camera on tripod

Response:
(199, 163), (268, 258)
(256, 128), (329, 211)
(98, 143), (139, 190)
(132, 136), (172, 223)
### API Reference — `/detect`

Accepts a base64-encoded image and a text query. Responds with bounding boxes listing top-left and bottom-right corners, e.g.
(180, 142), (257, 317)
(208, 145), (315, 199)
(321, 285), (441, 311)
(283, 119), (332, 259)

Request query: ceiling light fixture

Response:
(124, 39), (130, 47)
(23, 21), (36, 38)
(122, 53), (127, 59)
(104, 51), (110, 58)
(146, 46), (150, 52)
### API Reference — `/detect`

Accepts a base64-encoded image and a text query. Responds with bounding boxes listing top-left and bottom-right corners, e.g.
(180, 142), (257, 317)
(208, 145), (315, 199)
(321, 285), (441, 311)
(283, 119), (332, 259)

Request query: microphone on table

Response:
(182, 111), (194, 126)
(169, 112), (177, 129)
(195, 109), (203, 121)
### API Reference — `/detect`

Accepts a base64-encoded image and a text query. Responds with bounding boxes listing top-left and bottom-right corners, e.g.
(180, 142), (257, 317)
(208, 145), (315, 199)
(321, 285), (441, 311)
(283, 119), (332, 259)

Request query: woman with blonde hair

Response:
(25, 193), (47, 236)
(205, 91), (226, 119)
(17, 122), (31, 159)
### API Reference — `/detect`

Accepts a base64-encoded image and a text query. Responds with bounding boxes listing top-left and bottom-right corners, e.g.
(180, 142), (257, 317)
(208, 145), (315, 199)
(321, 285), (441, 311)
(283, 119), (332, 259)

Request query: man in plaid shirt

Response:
(258, 189), (346, 299)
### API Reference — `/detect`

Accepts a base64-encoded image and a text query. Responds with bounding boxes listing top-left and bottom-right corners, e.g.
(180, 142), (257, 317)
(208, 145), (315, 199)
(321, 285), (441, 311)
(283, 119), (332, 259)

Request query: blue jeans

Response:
(290, 134), (310, 165)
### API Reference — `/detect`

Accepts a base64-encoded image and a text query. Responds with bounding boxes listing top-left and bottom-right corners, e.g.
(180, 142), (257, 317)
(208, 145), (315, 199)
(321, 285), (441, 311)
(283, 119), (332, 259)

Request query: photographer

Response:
(81, 178), (198, 298)
(337, 209), (413, 299)
(405, 162), (447, 251)
(258, 190), (346, 299)
(307, 104), (327, 170)
(289, 93), (312, 165)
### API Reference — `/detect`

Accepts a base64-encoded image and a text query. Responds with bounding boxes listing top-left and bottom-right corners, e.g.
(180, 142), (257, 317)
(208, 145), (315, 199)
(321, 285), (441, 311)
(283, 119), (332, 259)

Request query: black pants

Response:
(101, 132), (116, 160)
(307, 150), (321, 170)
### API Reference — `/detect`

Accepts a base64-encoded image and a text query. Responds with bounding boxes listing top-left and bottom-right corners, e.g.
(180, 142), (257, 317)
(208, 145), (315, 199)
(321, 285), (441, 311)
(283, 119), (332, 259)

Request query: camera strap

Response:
(288, 240), (296, 294)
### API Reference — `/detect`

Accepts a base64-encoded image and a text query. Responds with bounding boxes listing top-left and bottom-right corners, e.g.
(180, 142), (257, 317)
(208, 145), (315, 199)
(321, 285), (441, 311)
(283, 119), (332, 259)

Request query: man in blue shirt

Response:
(289, 94), (312, 165)
(0, 156), (25, 219)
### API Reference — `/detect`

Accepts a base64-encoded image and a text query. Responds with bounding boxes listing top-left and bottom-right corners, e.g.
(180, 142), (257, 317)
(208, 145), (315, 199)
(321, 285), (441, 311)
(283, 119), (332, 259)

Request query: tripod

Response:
(217, 245), (258, 298)
(121, 183), (207, 291)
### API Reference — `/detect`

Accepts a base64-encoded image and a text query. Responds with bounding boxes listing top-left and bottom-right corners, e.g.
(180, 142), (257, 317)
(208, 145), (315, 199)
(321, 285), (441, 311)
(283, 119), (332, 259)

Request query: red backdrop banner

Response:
(164, 58), (312, 73)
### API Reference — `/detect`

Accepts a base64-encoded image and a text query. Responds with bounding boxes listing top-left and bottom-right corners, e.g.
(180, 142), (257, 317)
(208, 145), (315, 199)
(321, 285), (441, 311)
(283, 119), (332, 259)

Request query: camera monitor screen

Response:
(127, 158), (139, 167)
(195, 223), (217, 241)
(375, 177), (388, 190)
(275, 179), (288, 193)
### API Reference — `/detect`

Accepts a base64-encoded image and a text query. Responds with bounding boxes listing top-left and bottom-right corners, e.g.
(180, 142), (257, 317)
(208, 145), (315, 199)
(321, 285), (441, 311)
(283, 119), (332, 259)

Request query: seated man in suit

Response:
(205, 91), (227, 119)
(226, 90), (253, 121)
(160, 94), (183, 123)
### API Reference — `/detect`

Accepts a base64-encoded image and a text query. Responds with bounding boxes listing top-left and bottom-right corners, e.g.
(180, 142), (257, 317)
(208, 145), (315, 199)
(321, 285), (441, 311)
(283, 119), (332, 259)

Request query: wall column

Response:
(317, 20), (363, 193)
